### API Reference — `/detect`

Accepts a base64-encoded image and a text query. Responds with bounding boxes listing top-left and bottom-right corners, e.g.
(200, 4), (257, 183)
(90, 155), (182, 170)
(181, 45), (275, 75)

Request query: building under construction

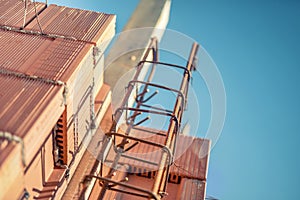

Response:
(0, 0), (210, 199)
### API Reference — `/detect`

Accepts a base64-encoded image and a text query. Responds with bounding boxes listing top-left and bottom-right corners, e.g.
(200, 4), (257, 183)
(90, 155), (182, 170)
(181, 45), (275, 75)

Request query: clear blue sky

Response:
(50, 0), (300, 199)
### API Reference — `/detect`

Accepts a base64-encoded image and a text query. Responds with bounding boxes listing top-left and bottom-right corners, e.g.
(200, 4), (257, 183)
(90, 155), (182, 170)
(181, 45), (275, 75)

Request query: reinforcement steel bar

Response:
(105, 132), (173, 166)
(88, 38), (199, 200)
(151, 42), (199, 197)
(96, 38), (159, 199)
(79, 38), (159, 200)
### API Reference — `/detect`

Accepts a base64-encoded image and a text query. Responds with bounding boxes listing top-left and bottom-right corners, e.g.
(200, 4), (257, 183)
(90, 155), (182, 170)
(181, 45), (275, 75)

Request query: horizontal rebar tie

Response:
(0, 25), (77, 41)
(0, 25), (98, 46)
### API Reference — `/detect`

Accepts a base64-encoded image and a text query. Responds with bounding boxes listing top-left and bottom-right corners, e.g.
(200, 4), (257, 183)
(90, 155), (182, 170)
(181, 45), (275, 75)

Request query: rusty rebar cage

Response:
(84, 37), (199, 199)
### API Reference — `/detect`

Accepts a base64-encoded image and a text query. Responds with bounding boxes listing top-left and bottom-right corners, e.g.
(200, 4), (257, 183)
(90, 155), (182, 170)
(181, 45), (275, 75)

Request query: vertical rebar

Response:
(97, 38), (159, 199)
(151, 42), (199, 197)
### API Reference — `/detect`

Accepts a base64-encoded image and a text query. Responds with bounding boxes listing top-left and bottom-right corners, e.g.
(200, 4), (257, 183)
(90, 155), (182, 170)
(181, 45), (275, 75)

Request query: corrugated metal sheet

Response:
(108, 125), (210, 180)
(26, 4), (115, 43)
(0, 0), (46, 28)
(176, 178), (206, 200)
